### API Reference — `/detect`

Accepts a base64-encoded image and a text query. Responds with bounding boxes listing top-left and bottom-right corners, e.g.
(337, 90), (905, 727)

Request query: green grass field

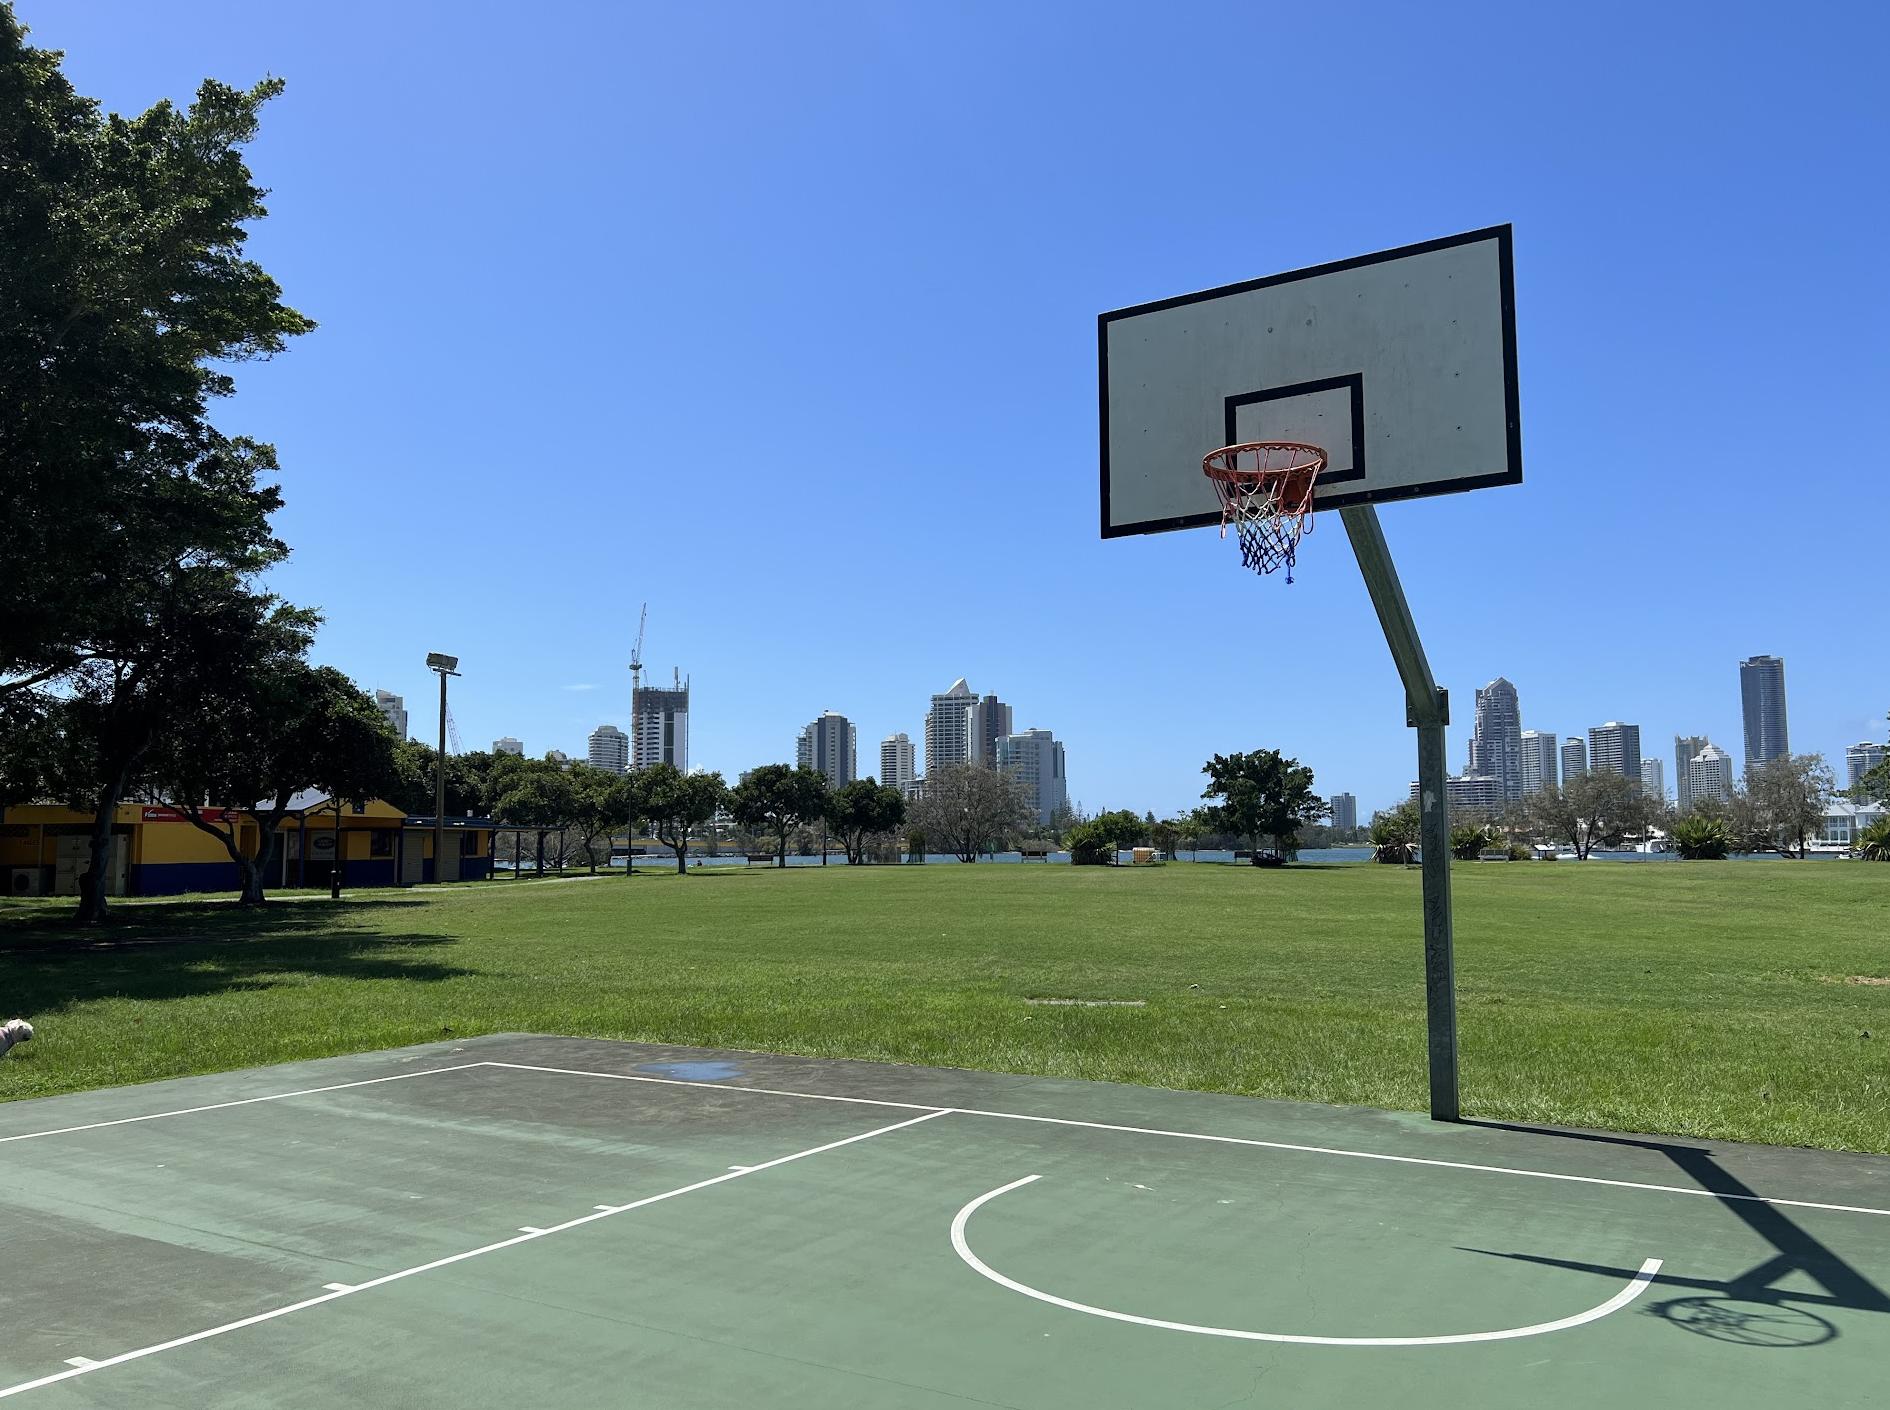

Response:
(2, 861), (1886, 1152)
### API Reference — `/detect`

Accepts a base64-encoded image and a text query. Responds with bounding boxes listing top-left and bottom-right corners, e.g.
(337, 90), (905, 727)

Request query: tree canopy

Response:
(906, 764), (1030, 862)
(727, 764), (832, 866)
(1200, 750), (1324, 859)
(0, 15), (315, 923)
(827, 779), (906, 865)
(1523, 772), (1650, 859)
(146, 657), (399, 904)
(641, 765), (726, 873)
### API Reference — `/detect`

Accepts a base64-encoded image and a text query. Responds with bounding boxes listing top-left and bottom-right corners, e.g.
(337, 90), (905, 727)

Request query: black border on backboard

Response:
(1098, 224), (1521, 539)
(1223, 374), (1367, 488)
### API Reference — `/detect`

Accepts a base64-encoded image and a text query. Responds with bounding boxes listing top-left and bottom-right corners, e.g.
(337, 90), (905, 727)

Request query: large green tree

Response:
(1200, 750), (1324, 859)
(728, 764), (832, 867)
(146, 659), (400, 904)
(1, 14), (312, 692)
(491, 760), (636, 874)
(59, 577), (310, 923)
(641, 765), (726, 873)
(1, 13), (314, 923)
(1523, 772), (1648, 860)
(390, 744), (506, 818)
(1745, 753), (1835, 859)
(827, 779), (906, 865)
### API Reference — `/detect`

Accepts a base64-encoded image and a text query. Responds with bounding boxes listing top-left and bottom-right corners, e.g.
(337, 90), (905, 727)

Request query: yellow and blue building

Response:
(1, 792), (495, 897)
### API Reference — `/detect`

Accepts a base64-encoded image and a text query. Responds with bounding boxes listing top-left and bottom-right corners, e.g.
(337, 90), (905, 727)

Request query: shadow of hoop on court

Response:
(1458, 1120), (1890, 1351)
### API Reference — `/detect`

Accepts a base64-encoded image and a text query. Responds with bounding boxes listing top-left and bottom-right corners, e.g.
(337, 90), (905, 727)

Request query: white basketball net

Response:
(1202, 442), (1327, 583)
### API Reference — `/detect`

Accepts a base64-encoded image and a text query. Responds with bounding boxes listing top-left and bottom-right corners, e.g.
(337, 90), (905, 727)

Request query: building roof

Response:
(275, 792), (407, 819)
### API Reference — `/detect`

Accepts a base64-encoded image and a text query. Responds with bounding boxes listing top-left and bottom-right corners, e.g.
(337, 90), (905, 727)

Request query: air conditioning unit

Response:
(10, 867), (44, 897)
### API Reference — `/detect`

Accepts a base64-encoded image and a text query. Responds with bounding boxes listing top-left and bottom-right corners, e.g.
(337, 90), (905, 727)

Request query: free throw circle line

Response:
(950, 1175), (1664, 1347)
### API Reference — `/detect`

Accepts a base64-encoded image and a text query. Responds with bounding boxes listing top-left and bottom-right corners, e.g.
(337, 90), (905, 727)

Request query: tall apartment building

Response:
(925, 678), (976, 776)
(1673, 734), (1709, 812)
(631, 674), (689, 771)
(493, 737), (524, 756)
(879, 733), (916, 795)
(1640, 758), (1665, 803)
(1409, 774), (1504, 817)
(795, 711), (858, 788)
(974, 694), (1014, 768)
(1519, 730), (1558, 796)
(1561, 736), (1587, 781)
(587, 724), (629, 774)
(374, 690), (408, 740)
(1739, 655), (1789, 773)
(1329, 792), (1358, 833)
(1588, 722), (1643, 787)
(1845, 741), (1886, 791)
(1688, 744), (1735, 807)
(997, 729), (1067, 826)
(1466, 678), (1523, 802)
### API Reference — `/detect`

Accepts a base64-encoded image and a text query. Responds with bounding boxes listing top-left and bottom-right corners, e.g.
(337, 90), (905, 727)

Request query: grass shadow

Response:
(0, 900), (474, 1015)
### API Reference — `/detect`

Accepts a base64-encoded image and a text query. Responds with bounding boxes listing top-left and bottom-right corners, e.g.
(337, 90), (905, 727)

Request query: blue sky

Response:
(32, 2), (1887, 817)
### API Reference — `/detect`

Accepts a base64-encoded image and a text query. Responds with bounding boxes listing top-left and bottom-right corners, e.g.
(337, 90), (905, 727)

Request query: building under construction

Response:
(628, 605), (689, 771)
(632, 672), (689, 771)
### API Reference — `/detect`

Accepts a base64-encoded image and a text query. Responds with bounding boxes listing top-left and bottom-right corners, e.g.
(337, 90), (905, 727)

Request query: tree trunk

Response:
(248, 818), (286, 904)
(237, 851), (265, 905)
(75, 773), (127, 927)
(674, 843), (687, 874)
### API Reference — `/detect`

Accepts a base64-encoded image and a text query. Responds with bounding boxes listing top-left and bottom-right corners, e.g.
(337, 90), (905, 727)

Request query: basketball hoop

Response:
(1201, 441), (1327, 582)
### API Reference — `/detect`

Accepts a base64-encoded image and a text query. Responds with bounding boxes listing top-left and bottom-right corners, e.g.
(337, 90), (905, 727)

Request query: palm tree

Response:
(1857, 816), (1890, 861)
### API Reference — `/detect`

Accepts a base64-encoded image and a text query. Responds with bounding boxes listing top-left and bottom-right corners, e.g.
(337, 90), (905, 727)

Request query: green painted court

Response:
(3, 1035), (1887, 1407)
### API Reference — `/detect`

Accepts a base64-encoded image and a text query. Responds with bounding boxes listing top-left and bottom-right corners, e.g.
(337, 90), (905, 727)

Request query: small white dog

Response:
(0, 1019), (33, 1058)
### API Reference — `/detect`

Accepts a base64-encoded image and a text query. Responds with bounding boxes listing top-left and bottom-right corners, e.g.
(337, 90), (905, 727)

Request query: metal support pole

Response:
(434, 671), (448, 885)
(1339, 505), (1460, 1121)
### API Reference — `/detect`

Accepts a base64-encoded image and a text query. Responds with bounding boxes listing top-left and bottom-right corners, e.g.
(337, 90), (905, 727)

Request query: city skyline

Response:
(386, 649), (1868, 825)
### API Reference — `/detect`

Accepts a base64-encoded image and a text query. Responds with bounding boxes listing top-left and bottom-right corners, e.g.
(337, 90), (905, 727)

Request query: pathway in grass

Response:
(2, 861), (1886, 1151)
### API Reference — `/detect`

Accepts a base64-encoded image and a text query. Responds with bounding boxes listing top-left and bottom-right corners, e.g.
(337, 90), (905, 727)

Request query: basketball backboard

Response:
(1099, 226), (1520, 537)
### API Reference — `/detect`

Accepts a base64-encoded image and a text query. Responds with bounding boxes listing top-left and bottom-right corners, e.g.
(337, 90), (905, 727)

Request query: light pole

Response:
(425, 653), (460, 885)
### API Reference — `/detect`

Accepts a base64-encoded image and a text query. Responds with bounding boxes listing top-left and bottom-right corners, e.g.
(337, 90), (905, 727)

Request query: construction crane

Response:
(629, 603), (647, 693)
(443, 702), (463, 756)
(629, 603), (648, 767)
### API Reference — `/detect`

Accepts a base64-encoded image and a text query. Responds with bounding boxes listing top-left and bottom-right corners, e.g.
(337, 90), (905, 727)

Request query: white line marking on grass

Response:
(0, 1108), (952, 1402)
(481, 1061), (1890, 1219)
(58, 1361), (93, 1370)
(950, 1175), (1664, 1347)
(517, 1227), (546, 1235)
(0, 1064), (493, 1146)
(322, 1284), (352, 1293)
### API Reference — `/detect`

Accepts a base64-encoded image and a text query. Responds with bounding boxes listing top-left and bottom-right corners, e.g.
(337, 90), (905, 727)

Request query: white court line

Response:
(481, 1060), (1890, 1220)
(479, 1060), (946, 1113)
(11, 1055), (1889, 1220)
(950, 1174), (1665, 1347)
(0, 1108), (951, 1401)
(0, 1064), (492, 1145)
